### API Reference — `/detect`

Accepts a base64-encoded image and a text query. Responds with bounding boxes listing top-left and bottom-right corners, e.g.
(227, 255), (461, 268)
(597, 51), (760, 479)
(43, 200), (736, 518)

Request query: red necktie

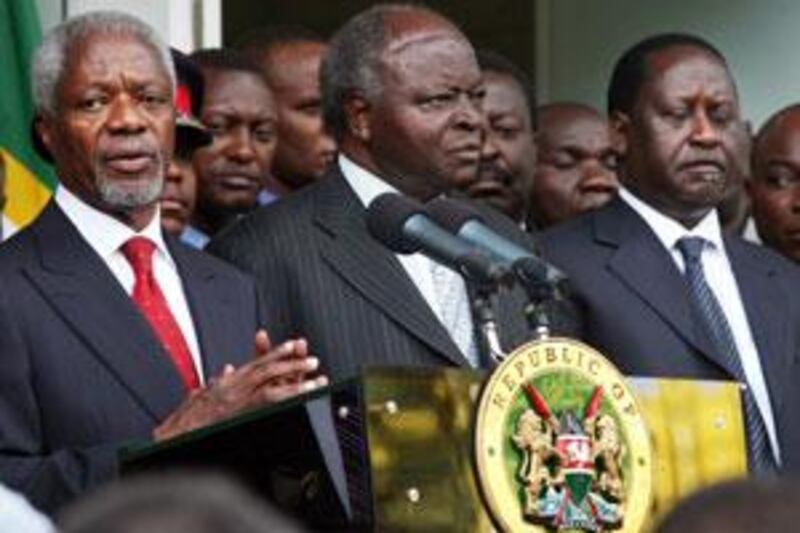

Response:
(122, 237), (200, 390)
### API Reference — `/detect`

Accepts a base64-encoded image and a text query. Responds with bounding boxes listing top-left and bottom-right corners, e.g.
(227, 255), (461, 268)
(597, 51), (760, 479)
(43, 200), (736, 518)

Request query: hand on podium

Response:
(152, 329), (328, 441)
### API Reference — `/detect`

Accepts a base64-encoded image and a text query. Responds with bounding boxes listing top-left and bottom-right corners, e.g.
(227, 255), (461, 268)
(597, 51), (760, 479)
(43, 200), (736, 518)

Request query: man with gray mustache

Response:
(0, 11), (326, 514)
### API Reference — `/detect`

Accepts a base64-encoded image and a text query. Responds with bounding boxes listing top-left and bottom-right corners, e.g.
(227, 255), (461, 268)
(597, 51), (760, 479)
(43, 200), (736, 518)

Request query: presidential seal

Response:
(474, 337), (652, 532)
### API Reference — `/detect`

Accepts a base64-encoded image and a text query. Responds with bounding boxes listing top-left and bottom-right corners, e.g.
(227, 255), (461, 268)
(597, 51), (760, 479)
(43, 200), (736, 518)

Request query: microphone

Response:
(366, 193), (509, 285)
(424, 197), (568, 289)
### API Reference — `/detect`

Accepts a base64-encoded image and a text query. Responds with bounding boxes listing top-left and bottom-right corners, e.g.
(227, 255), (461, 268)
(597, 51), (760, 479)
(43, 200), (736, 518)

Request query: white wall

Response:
(35, 0), (62, 32)
(538, 0), (800, 128)
(33, 0), (221, 51)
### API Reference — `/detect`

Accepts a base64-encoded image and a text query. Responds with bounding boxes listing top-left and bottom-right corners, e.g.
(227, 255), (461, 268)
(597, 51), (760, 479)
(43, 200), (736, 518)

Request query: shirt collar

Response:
(619, 187), (724, 252)
(55, 185), (173, 265)
(338, 153), (400, 208)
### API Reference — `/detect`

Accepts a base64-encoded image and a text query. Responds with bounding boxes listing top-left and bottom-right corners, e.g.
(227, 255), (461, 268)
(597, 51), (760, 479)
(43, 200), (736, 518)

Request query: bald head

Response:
(538, 103), (604, 131)
(748, 104), (800, 262)
(753, 105), (800, 165)
(531, 103), (619, 228)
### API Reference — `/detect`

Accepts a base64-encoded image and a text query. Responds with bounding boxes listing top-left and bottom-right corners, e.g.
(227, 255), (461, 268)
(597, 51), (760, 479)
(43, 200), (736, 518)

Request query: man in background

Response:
(748, 104), (800, 263)
(469, 50), (537, 227)
(186, 49), (277, 248)
(159, 49), (210, 237)
(540, 34), (800, 474)
(531, 102), (619, 229)
(238, 26), (336, 201)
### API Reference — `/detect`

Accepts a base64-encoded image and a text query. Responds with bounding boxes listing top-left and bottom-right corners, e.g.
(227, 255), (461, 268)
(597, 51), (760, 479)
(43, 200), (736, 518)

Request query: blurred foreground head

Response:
(656, 478), (800, 533)
(59, 472), (304, 533)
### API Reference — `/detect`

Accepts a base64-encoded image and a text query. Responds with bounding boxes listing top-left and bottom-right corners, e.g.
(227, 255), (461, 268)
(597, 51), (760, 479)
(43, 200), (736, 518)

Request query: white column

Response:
(60, 0), (222, 51)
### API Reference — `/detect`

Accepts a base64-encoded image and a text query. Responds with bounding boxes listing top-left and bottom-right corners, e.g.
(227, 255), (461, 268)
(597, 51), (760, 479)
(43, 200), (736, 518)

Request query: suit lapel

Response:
(595, 199), (732, 375)
(728, 239), (791, 417)
(25, 204), (186, 422)
(169, 237), (242, 378)
(312, 173), (466, 366)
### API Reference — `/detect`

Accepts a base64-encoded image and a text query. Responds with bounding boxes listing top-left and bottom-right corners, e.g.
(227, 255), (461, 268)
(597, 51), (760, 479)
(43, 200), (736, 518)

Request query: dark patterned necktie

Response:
(122, 237), (200, 390)
(676, 236), (775, 474)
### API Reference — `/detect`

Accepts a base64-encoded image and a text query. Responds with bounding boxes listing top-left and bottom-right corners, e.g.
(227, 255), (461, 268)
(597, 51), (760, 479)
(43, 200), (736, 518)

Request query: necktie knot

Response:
(676, 236), (707, 265)
(122, 237), (156, 277)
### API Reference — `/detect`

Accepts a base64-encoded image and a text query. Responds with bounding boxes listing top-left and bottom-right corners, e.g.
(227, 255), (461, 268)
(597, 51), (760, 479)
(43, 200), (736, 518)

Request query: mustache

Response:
(204, 162), (263, 181)
(477, 161), (513, 185)
(99, 139), (162, 160)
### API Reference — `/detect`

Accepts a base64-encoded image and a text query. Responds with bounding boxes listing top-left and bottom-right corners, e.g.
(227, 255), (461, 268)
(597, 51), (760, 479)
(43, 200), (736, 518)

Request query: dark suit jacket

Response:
(0, 203), (263, 513)
(208, 168), (553, 382)
(538, 197), (800, 472)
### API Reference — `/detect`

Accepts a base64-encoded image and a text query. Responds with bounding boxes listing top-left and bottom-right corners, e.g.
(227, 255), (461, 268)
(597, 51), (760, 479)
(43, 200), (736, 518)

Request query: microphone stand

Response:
(457, 257), (511, 365)
(471, 287), (507, 365)
(512, 259), (560, 340)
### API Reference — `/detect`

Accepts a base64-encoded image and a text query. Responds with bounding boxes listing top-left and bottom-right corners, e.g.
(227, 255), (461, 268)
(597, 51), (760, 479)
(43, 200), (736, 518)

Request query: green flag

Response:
(0, 0), (56, 234)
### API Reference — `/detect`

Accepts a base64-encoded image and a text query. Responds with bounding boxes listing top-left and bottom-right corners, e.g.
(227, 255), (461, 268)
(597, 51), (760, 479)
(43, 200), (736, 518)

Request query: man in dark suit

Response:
(539, 34), (800, 474)
(210, 4), (551, 382)
(0, 12), (326, 514)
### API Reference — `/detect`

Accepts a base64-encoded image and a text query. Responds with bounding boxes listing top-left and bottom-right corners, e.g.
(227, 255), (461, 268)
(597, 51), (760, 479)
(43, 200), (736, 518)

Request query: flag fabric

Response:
(0, 0), (56, 237)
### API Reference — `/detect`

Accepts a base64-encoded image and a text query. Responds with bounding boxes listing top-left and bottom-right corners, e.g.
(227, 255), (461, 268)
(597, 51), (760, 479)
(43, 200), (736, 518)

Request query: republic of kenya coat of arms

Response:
(474, 337), (652, 532)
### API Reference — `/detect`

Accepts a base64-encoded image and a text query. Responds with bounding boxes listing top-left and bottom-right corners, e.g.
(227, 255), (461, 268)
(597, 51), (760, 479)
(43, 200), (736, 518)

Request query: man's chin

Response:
(98, 176), (163, 210)
(211, 194), (259, 215)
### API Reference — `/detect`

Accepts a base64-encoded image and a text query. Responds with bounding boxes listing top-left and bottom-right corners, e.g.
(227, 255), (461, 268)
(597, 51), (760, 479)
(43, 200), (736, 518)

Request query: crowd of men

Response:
(1, 1), (800, 529)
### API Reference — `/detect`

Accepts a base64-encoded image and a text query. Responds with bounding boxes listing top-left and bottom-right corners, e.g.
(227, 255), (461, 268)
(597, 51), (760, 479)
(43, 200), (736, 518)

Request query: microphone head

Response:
(425, 197), (485, 233)
(366, 193), (424, 254)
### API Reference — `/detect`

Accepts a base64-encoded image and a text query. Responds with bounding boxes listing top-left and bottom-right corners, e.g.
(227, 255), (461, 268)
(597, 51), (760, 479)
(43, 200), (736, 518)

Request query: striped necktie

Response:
(676, 236), (775, 474)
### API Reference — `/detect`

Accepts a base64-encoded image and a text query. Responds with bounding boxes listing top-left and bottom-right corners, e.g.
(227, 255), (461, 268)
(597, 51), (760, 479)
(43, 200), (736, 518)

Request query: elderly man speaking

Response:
(0, 11), (326, 514)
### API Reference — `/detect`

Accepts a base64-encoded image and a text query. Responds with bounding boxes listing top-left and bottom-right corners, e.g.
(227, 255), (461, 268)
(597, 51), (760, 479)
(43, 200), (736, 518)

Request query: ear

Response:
(609, 110), (630, 158)
(34, 115), (57, 157)
(343, 91), (372, 142)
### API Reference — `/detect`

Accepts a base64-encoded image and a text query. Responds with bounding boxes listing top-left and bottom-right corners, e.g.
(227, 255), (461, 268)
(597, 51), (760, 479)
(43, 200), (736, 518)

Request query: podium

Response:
(120, 367), (746, 531)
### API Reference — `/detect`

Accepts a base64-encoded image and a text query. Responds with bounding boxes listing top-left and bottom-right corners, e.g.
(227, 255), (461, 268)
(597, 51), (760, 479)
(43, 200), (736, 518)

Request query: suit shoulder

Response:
(208, 182), (320, 267)
(729, 236), (800, 277)
(172, 239), (254, 284)
(537, 211), (596, 249)
(0, 224), (41, 273)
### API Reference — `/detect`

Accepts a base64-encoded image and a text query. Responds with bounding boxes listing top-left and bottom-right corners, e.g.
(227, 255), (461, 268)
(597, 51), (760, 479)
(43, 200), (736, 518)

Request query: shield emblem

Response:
(557, 434), (594, 504)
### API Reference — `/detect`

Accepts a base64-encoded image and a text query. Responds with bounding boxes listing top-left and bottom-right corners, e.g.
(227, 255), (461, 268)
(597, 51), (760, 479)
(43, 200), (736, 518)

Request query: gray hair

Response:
(320, 3), (449, 141)
(32, 10), (175, 117)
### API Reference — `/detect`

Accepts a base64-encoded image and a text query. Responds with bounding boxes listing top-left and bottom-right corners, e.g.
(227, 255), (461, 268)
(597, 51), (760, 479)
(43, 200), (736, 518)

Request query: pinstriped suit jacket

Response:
(209, 169), (558, 382)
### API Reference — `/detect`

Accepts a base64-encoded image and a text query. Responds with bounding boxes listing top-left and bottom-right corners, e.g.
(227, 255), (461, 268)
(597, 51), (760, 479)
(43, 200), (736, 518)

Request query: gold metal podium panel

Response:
(364, 367), (492, 533)
(363, 368), (746, 532)
(629, 376), (747, 524)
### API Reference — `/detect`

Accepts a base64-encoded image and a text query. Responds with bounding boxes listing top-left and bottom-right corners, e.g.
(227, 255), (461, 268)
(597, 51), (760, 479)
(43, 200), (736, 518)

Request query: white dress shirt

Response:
(0, 484), (54, 533)
(620, 188), (780, 463)
(56, 186), (205, 383)
(338, 155), (479, 366)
